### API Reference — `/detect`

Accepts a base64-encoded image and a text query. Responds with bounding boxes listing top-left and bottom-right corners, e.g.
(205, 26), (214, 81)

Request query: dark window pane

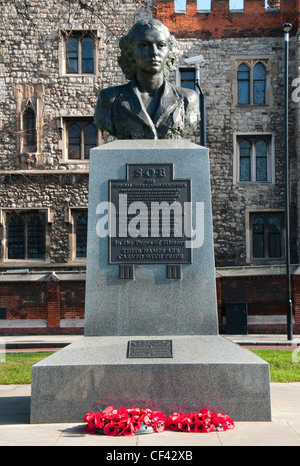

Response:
(239, 139), (251, 181)
(76, 214), (88, 257)
(27, 215), (45, 259)
(253, 63), (266, 105)
(256, 140), (268, 181)
(181, 70), (196, 90)
(66, 36), (78, 74)
(252, 216), (265, 258)
(268, 216), (282, 258)
(82, 37), (94, 74)
(68, 124), (81, 159)
(23, 107), (37, 148)
(8, 216), (25, 259)
(84, 123), (97, 159)
(238, 64), (250, 104)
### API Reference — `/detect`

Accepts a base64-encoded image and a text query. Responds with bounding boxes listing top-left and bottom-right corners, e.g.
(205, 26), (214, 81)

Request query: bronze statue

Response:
(94, 19), (200, 139)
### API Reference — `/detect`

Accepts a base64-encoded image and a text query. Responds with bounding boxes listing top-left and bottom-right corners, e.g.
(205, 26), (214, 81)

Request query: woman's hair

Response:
(118, 19), (179, 80)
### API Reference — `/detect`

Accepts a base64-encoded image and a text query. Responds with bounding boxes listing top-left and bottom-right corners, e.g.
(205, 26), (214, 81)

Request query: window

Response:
(66, 209), (88, 260)
(174, 0), (186, 12)
(237, 62), (266, 105)
(7, 212), (46, 260)
(65, 119), (98, 161)
(23, 106), (37, 150)
(180, 69), (196, 91)
(197, 0), (211, 12)
(238, 64), (250, 104)
(237, 136), (271, 182)
(229, 0), (244, 11)
(75, 212), (88, 258)
(65, 32), (95, 75)
(253, 63), (266, 105)
(250, 213), (284, 259)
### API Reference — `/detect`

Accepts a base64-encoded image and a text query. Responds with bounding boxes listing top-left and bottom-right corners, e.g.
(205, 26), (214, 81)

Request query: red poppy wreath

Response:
(83, 406), (234, 436)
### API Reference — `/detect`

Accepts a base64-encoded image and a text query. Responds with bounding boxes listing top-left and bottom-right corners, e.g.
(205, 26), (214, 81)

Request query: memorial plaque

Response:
(128, 339), (173, 358)
(108, 163), (192, 265)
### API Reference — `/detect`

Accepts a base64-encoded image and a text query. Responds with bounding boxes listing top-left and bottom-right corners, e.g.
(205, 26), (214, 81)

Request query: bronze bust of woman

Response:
(94, 19), (200, 139)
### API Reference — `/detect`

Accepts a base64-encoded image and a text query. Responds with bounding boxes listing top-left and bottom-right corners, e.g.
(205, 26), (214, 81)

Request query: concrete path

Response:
(0, 383), (299, 446)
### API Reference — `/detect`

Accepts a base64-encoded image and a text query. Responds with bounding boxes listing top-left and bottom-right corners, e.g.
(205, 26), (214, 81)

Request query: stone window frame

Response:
(65, 207), (88, 263)
(245, 208), (285, 264)
(58, 115), (101, 164)
(0, 208), (53, 265)
(233, 132), (275, 185)
(58, 29), (100, 77)
(15, 85), (43, 168)
(231, 56), (273, 108)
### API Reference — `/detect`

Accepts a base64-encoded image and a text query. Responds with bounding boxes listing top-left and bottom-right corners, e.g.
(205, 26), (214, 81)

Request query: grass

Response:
(0, 349), (300, 384)
(0, 352), (54, 384)
(251, 349), (300, 383)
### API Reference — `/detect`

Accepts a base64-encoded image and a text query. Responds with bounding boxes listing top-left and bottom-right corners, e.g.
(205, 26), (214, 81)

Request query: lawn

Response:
(0, 349), (300, 384)
(251, 349), (300, 382)
(0, 352), (54, 384)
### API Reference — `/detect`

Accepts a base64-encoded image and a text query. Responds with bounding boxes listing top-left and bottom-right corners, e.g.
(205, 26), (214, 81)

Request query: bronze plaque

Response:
(108, 163), (192, 265)
(128, 339), (173, 358)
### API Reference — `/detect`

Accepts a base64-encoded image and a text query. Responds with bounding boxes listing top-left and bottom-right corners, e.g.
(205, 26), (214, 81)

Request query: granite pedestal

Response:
(30, 140), (271, 423)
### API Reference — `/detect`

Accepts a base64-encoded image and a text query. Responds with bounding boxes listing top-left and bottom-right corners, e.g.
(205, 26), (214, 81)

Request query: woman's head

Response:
(118, 19), (179, 80)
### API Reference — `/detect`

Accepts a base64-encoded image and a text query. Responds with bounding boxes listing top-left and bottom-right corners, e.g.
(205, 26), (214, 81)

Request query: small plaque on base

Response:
(127, 339), (173, 358)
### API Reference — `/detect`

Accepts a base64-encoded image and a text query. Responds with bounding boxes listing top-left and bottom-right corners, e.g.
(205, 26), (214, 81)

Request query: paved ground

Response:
(0, 334), (300, 446)
(0, 383), (300, 446)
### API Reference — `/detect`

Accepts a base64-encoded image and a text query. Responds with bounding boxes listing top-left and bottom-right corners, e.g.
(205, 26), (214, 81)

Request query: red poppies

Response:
(84, 406), (234, 436)
(83, 406), (167, 436)
(166, 408), (235, 433)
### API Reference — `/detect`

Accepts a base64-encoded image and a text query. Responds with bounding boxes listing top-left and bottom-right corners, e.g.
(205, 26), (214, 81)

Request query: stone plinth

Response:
(30, 335), (271, 423)
(30, 141), (271, 423)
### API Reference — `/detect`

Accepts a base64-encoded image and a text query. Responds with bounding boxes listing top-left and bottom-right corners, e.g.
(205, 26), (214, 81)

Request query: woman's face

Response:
(132, 27), (170, 76)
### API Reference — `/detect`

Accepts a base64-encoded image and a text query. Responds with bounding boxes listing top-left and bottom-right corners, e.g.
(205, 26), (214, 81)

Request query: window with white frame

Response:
(174, 0), (186, 12)
(229, 0), (244, 11)
(197, 0), (211, 12)
(234, 134), (274, 184)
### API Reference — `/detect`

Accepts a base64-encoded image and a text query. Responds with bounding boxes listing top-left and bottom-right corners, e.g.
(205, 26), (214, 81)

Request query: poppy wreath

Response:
(83, 406), (167, 436)
(166, 408), (235, 433)
(84, 406), (234, 436)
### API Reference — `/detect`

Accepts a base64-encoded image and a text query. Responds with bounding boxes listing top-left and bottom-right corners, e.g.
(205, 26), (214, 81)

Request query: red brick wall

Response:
(156, 0), (299, 39)
(0, 276), (299, 335)
(219, 275), (300, 333)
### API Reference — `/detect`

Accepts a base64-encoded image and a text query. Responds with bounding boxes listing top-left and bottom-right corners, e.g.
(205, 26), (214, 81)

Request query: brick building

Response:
(0, 0), (299, 335)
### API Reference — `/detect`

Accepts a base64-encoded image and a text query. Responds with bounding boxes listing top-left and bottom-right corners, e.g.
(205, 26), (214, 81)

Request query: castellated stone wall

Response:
(0, 0), (299, 269)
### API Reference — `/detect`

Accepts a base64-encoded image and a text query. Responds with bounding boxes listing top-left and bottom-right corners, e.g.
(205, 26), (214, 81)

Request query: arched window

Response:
(23, 106), (37, 150)
(238, 64), (250, 104)
(238, 136), (271, 183)
(253, 63), (266, 105)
